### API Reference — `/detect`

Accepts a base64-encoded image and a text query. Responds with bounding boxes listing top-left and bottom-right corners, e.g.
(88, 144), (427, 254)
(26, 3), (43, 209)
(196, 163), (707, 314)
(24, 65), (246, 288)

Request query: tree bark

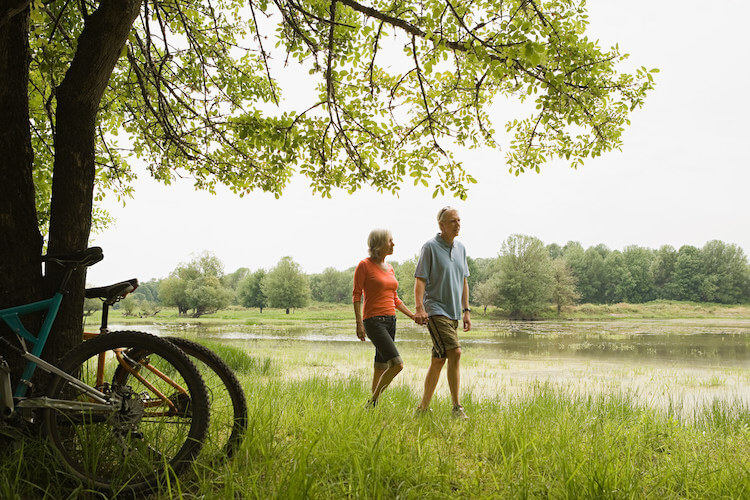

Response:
(0, 3), (43, 382)
(44, 0), (142, 364)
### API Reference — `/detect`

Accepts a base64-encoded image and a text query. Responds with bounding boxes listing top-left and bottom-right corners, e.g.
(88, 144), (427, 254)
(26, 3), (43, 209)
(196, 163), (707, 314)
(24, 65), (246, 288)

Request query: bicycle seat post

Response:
(85, 278), (138, 336)
(57, 265), (77, 295)
(99, 302), (111, 335)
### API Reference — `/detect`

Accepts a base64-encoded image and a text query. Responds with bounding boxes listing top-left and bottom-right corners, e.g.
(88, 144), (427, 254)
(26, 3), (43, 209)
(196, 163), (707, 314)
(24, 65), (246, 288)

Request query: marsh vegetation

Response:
(4, 312), (750, 498)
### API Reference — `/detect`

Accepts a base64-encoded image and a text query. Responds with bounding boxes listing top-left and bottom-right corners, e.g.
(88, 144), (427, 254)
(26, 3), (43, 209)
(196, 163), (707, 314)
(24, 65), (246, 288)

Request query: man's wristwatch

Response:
(462, 308), (471, 313)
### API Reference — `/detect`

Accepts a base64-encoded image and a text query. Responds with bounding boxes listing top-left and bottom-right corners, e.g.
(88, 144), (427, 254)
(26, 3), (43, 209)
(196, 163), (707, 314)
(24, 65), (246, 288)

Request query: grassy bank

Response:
(4, 332), (750, 498)
(549, 300), (750, 320)
(94, 300), (750, 329)
(4, 374), (750, 498)
(10, 306), (748, 497)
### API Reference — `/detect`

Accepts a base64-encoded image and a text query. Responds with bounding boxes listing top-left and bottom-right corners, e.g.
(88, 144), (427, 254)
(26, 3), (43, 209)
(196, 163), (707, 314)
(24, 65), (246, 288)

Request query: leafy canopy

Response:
(29, 0), (656, 232)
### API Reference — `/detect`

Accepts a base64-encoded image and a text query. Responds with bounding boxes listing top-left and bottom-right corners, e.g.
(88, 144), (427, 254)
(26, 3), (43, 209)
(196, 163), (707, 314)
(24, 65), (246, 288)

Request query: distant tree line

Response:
(558, 239), (750, 305)
(97, 238), (750, 319)
(465, 236), (750, 318)
(100, 252), (324, 318)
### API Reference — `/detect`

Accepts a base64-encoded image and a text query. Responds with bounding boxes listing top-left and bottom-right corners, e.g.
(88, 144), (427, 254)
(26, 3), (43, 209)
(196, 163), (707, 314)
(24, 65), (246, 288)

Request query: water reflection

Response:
(112, 319), (750, 366)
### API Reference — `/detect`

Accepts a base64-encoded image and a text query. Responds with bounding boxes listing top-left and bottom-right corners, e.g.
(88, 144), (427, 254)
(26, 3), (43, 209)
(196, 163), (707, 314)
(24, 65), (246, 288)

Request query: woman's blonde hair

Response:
(368, 229), (392, 259)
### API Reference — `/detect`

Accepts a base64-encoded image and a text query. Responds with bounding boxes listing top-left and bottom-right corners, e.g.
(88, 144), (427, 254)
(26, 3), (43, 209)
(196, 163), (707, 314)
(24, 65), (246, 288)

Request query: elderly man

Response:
(413, 206), (471, 419)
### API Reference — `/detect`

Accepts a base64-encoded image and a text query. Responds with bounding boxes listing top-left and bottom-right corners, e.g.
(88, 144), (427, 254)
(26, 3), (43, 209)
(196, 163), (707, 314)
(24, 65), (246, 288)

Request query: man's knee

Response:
(431, 356), (447, 368)
(447, 347), (462, 362)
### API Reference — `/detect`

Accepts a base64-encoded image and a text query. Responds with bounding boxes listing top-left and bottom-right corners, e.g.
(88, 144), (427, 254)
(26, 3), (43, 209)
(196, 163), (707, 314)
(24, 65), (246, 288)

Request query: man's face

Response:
(439, 210), (461, 238)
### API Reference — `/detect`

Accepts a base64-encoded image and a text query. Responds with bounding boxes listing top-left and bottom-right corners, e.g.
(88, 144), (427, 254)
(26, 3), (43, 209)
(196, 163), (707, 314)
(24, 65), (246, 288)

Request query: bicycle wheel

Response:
(166, 337), (248, 459)
(44, 331), (210, 494)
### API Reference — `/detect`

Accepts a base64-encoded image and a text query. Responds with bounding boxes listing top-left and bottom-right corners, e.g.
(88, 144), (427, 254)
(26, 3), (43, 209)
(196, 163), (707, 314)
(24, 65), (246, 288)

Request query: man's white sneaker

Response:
(452, 404), (468, 419)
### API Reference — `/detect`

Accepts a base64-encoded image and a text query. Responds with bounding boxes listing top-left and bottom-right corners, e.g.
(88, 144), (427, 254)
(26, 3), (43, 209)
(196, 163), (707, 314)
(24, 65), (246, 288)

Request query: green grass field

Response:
(8, 301), (750, 497)
(4, 333), (750, 498)
(4, 375), (750, 498)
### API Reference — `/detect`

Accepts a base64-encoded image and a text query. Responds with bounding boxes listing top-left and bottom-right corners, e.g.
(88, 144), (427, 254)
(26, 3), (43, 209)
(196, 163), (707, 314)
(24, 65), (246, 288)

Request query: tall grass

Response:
(197, 340), (278, 376)
(5, 373), (750, 498)
(190, 379), (750, 499)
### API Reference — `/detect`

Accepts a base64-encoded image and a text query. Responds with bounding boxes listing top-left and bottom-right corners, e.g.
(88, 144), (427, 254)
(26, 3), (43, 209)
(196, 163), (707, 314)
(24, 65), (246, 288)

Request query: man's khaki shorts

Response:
(426, 315), (461, 358)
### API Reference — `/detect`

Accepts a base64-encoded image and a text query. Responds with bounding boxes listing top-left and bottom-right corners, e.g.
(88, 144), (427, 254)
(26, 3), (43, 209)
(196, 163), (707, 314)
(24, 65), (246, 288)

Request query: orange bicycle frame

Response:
(83, 331), (189, 414)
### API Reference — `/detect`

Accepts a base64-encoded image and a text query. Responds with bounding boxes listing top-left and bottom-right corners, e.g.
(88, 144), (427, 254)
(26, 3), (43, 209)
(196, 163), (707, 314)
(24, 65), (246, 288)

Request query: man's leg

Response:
(445, 347), (462, 407)
(418, 356), (446, 409)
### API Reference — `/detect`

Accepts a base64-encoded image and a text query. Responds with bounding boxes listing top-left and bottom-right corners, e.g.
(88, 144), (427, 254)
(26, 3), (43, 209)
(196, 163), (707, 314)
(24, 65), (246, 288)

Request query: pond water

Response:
(112, 319), (750, 414)
(116, 319), (750, 364)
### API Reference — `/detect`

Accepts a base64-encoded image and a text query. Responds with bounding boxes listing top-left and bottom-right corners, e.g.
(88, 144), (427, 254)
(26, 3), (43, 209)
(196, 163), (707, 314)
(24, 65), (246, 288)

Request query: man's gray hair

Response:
(368, 229), (392, 259)
(437, 206), (457, 223)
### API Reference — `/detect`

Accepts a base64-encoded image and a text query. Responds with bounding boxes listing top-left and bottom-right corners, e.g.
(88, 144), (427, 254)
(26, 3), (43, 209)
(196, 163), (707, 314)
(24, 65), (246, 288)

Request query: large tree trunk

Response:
(44, 0), (142, 365)
(0, 3), (44, 382)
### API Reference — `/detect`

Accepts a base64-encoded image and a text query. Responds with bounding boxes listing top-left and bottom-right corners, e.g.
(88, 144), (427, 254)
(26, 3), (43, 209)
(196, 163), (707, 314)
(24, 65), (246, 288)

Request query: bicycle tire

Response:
(44, 331), (210, 494)
(166, 337), (248, 459)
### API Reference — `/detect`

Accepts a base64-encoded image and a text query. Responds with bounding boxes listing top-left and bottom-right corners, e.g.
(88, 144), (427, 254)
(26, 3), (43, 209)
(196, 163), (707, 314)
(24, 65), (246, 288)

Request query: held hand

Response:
(414, 310), (428, 326)
(356, 322), (366, 341)
(463, 311), (472, 332)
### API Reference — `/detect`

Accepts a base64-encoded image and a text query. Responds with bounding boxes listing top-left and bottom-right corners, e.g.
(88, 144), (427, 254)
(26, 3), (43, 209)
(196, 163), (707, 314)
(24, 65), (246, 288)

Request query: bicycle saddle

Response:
(42, 246), (104, 267)
(86, 279), (139, 304)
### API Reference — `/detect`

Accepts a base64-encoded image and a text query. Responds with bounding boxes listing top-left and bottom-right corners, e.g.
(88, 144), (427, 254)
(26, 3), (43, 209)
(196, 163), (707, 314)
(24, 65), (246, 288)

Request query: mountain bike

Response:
(0, 247), (210, 494)
(85, 279), (248, 459)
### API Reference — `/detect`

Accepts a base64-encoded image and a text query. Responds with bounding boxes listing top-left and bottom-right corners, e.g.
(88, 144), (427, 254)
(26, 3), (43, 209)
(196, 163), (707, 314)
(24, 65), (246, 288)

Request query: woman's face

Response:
(379, 236), (395, 257)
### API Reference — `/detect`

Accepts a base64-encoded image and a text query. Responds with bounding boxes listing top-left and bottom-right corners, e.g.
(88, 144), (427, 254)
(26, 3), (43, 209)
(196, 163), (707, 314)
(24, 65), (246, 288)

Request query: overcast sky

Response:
(86, 0), (750, 286)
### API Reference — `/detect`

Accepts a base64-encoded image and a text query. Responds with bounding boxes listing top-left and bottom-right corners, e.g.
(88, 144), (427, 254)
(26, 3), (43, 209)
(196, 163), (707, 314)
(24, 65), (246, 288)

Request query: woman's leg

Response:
(372, 361), (403, 401)
(371, 368), (386, 393)
(364, 316), (402, 403)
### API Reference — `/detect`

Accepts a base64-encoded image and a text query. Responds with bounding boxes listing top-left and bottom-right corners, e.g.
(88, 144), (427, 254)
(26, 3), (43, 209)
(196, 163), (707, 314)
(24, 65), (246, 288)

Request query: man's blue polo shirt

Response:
(414, 233), (470, 320)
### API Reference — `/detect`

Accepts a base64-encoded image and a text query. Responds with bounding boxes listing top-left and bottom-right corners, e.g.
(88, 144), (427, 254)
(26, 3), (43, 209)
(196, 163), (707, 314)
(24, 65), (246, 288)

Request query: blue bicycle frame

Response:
(0, 293), (64, 398)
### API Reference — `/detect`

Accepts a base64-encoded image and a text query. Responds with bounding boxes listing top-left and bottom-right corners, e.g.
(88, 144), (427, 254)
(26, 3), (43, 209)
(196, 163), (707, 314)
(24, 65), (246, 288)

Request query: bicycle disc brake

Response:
(111, 386), (145, 455)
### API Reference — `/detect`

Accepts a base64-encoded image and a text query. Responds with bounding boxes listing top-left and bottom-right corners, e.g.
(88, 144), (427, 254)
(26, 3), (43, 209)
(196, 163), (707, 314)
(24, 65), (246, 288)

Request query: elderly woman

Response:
(353, 229), (415, 407)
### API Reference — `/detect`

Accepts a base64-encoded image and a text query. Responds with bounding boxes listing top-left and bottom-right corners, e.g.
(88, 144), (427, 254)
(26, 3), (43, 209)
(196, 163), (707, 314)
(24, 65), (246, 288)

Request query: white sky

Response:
(87, 0), (750, 286)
